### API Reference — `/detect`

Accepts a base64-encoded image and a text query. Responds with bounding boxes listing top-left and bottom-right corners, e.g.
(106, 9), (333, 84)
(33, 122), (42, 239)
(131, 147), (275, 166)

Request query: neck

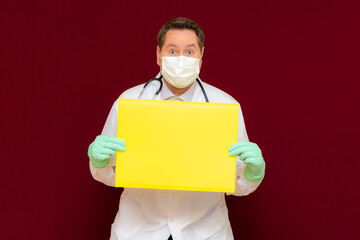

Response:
(164, 80), (193, 96)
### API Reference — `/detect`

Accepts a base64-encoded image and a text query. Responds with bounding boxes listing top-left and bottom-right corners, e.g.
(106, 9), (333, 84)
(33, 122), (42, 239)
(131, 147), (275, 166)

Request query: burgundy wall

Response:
(1, 0), (359, 239)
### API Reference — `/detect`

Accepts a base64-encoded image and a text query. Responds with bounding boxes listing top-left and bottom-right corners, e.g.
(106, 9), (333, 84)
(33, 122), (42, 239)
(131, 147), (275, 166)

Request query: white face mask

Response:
(161, 56), (200, 89)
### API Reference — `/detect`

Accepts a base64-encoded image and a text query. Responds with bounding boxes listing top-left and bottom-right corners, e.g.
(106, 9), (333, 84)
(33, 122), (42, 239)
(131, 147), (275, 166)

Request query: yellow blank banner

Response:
(116, 98), (239, 192)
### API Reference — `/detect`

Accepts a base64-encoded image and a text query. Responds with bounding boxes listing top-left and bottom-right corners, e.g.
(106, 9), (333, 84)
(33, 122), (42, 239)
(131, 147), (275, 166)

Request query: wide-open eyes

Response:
(167, 49), (196, 56)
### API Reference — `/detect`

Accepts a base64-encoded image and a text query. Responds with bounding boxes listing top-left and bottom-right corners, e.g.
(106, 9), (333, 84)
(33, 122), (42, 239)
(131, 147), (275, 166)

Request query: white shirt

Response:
(90, 79), (262, 240)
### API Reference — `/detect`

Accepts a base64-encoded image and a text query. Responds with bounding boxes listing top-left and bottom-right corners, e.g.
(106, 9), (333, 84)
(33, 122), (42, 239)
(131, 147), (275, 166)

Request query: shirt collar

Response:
(161, 80), (197, 101)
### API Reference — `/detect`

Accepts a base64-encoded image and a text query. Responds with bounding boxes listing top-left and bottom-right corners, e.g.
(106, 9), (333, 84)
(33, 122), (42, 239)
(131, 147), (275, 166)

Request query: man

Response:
(88, 17), (265, 240)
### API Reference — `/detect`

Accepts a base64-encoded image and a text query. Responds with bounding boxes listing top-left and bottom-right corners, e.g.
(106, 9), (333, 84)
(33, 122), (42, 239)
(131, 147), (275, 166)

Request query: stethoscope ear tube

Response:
(154, 75), (163, 98)
(196, 78), (209, 103)
(138, 76), (163, 100)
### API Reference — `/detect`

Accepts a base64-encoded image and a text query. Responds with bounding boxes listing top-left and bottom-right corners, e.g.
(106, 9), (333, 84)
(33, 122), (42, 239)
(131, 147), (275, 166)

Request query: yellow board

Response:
(116, 98), (239, 192)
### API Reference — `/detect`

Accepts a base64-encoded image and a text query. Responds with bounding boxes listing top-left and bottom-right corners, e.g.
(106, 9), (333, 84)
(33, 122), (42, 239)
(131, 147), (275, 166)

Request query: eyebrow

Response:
(165, 43), (196, 48)
(166, 44), (178, 48)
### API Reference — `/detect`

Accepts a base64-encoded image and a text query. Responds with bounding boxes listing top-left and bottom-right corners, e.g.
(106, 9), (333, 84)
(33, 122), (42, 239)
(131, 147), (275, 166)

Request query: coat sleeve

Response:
(88, 84), (147, 187)
(89, 100), (119, 187)
(227, 103), (263, 196)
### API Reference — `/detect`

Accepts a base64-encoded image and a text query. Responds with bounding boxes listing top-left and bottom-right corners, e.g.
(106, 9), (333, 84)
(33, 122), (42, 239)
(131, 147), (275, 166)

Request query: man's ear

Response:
(156, 46), (161, 66)
(200, 46), (205, 69)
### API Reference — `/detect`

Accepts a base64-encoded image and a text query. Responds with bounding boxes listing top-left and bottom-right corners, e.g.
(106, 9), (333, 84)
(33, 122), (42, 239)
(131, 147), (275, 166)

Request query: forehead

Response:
(164, 29), (199, 49)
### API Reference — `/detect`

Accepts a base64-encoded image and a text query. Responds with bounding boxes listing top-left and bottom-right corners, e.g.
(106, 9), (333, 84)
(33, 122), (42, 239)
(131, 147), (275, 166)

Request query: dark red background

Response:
(1, 0), (359, 239)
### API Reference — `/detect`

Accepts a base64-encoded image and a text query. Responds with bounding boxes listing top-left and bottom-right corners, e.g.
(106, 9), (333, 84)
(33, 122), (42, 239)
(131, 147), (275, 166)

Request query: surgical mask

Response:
(161, 55), (200, 88)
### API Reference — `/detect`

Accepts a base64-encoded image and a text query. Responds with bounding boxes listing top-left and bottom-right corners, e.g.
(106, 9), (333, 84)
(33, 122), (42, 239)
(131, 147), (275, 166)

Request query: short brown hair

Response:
(157, 17), (205, 52)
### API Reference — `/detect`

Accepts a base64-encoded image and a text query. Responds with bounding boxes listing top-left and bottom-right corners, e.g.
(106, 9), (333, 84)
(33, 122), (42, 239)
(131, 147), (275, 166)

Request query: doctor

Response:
(88, 17), (265, 240)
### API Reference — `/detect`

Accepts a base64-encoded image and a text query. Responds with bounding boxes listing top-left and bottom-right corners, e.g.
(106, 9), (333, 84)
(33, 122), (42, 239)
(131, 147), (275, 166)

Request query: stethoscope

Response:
(138, 75), (209, 102)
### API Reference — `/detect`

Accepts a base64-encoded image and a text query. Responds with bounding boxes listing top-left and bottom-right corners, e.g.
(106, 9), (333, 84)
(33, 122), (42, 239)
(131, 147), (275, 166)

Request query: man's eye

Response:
(187, 50), (193, 55)
(169, 50), (176, 55)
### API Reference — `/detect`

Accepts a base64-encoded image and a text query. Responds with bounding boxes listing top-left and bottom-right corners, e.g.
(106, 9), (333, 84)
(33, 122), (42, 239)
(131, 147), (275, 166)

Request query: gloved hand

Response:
(88, 135), (126, 169)
(228, 141), (265, 183)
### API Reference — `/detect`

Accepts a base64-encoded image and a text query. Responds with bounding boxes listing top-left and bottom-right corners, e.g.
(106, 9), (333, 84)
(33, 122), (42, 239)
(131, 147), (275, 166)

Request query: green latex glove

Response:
(228, 141), (265, 183)
(88, 135), (126, 169)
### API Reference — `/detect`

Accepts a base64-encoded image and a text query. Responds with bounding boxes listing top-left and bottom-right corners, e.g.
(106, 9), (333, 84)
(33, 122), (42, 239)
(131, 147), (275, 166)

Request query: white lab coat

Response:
(90, 79), (262, 240)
